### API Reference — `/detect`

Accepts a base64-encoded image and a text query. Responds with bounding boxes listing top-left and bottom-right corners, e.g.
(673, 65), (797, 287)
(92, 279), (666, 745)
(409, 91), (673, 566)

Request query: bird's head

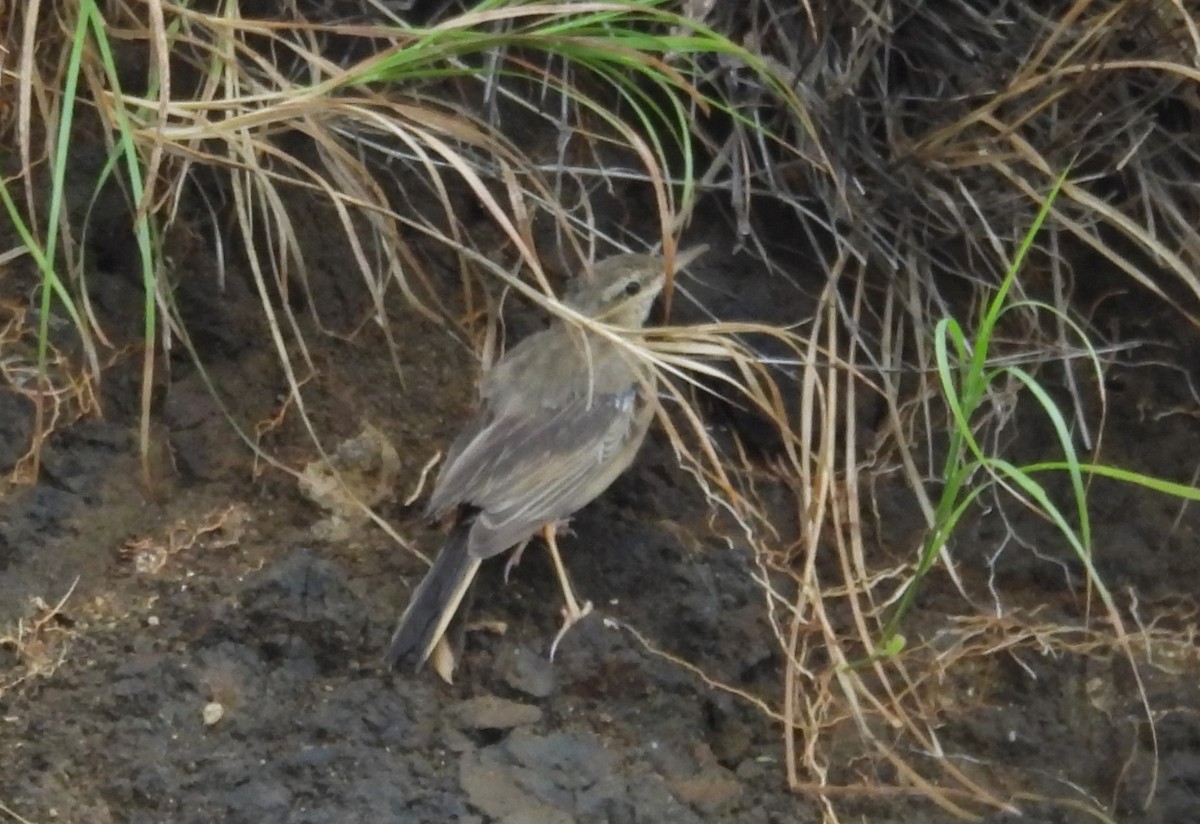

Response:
(564, 246), (706, 327)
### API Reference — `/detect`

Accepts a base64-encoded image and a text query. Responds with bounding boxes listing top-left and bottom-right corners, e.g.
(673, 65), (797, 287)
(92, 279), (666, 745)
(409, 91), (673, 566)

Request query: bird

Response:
(385, 247), (706, 672)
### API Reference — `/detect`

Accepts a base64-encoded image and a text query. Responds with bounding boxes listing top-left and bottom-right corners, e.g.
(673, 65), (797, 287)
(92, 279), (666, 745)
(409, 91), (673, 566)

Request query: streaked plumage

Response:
(386, 251), (700, 671)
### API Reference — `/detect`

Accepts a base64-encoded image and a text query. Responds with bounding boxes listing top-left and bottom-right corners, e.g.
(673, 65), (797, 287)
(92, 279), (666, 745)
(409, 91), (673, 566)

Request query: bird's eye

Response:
(624, 280), (642, 296)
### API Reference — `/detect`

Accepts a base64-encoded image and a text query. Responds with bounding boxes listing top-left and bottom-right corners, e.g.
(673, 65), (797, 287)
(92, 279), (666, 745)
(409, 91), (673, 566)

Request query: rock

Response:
(496, 645), (556, 698)
(298, 424), (401, 540)
(668, 766), (744, 816)
(450, 696), (542, 731)
(459, 749), (574, 824)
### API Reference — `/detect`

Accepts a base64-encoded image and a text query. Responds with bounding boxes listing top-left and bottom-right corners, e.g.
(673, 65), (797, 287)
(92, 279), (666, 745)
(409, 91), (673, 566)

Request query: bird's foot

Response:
(549, 598), (594, 660)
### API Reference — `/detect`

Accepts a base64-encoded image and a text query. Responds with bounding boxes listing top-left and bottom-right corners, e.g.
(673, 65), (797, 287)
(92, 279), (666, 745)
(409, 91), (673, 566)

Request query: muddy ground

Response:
(2, 178), (1200, 824)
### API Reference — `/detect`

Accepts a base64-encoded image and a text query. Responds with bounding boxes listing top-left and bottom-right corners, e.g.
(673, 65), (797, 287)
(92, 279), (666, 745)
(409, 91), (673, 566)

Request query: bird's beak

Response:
(672, 244), (709, 270)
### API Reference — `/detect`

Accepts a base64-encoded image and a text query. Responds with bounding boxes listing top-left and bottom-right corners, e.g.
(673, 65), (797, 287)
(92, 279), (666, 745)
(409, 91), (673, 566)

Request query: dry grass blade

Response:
(670, 1), (1200, 818)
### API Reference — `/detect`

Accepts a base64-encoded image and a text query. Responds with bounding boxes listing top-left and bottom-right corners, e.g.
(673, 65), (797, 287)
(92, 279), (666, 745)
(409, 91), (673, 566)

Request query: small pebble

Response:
(202, 702), (224, 727)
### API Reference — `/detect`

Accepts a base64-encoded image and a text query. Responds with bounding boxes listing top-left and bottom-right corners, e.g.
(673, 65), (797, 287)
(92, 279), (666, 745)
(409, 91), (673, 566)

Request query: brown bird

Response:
(386, 248), (704, 671)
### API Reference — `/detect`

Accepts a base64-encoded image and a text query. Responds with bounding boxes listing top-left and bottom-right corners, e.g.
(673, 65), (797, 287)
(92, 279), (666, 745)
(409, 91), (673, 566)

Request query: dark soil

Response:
(3, 187), (1200, 824)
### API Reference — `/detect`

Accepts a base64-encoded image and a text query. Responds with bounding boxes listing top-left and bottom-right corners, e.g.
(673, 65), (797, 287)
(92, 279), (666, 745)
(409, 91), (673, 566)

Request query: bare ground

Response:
(2, 193), (1200, 824)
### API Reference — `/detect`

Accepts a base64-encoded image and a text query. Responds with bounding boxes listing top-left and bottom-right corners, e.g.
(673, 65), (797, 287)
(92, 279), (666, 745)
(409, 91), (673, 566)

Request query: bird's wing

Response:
(427, 390), (642, 558)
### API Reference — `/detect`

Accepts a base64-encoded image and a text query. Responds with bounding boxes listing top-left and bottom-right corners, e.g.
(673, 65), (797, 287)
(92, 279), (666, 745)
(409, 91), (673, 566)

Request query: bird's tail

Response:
(385, 521), (482, 670)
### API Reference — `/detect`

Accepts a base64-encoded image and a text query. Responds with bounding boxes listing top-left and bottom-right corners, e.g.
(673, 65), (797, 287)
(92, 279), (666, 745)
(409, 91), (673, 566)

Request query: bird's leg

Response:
(503, 538), (530, 584)
(505, 520), (573, 583)
(542, 523), (593, 659)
